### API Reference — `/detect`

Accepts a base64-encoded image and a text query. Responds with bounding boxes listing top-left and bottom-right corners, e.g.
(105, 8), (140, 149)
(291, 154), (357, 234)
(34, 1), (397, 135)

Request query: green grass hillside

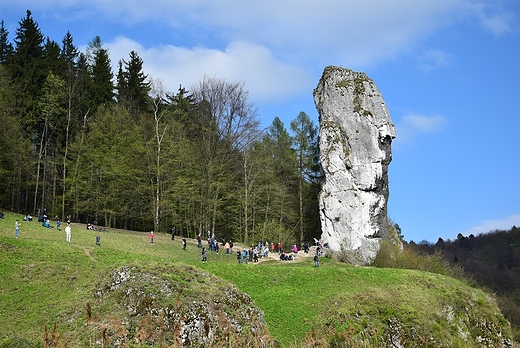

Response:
(0, 212), (513, 347)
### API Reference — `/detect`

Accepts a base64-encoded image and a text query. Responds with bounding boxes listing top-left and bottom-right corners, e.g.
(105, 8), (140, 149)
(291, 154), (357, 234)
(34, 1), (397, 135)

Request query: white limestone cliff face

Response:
(313, 66), (396, 265)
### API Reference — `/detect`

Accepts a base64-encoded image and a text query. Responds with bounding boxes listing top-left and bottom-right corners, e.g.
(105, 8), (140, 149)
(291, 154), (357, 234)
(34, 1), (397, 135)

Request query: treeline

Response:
(0, 10), (321, 246)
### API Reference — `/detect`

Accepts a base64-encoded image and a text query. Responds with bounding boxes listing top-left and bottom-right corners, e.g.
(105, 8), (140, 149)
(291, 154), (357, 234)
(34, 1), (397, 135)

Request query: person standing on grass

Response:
(150, 231), (154, 244)
(314, 253), (320, 267)
(241, 249), (248, 264)
(183, 238), (187, 250)
(202, 247), (207, 262)
(15, 219), (20, 238)
(225, 241), (230, 254)
(65, 223), (71, 242)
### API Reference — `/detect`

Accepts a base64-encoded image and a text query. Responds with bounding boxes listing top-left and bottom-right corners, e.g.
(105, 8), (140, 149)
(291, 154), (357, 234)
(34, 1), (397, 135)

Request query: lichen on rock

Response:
(314, 66), (397, 265)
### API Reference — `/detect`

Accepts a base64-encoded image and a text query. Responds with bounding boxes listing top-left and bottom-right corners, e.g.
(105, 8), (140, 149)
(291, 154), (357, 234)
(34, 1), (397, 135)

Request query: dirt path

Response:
(83, 247), (96, 262)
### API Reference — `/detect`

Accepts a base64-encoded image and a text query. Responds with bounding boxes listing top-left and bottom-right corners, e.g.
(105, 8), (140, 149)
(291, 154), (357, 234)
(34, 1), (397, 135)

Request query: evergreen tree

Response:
(34, 72), (66, 214)
(43, 37), (63, 76)
(117, 50), (150, 119)
(8, 9), (46, 132)
(0, 64), (31, 211)
(290, 111), (320, 244)
(0, 20), (13, 64)
(59, 31), (80, 219)
(262, 117), (299, 243)
(88, 36), (113, 108)
(76, 52), (92, 116)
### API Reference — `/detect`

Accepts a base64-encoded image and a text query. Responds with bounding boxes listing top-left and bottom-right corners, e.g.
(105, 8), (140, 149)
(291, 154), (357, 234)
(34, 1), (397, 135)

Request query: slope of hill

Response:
(0, 212), (514, 347)
(411, 227), (520, 341)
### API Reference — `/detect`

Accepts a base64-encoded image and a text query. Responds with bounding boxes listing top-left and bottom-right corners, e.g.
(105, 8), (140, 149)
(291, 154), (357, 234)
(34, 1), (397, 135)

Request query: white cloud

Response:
(402, 114), (446, 132)
(465, 2), (517, 36)
(394, 114), (447, 145)
(107, 37), (312, 103)
(460, 214), (520, 236)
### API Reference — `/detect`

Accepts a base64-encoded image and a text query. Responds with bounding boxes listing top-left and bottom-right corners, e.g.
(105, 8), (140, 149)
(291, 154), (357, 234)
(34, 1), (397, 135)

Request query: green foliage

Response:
(290, 112), (320, 245)
(116, 50), (150, 118)
(72, 104), (145, 227)
(372, 241), (471, 284)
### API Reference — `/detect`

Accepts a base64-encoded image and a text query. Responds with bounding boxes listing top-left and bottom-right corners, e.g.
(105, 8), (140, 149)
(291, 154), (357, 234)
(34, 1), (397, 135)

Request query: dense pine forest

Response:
(0, 10), (321, 246)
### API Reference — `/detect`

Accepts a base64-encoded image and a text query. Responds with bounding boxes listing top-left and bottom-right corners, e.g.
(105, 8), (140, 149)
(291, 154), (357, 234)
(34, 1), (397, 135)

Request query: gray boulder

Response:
(314, 66), (396, 264)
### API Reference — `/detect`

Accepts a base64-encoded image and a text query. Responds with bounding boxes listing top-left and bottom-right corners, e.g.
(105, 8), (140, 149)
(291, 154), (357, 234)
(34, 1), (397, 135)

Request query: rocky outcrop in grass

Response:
(86, 264), (273, 347)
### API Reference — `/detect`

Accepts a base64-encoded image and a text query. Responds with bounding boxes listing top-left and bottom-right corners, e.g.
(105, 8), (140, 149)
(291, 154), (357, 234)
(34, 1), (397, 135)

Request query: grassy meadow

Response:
(0, 211), (512, 347)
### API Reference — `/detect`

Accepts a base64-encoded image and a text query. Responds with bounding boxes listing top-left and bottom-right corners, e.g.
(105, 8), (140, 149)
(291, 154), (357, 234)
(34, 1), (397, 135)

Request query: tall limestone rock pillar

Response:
(313, 66), (396, 265)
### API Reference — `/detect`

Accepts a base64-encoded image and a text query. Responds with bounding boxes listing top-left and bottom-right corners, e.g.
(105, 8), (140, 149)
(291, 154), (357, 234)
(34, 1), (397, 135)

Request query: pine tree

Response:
(88, 36), (113, 108)
(34, 72), (66, 214)
(290, 111), (320, 244)
(0, 20), (13, 64)
(116, 50), (150, 119)
(59, 31), (81, 219)
(0, 64), (31, 211)
(8, 10), (46, 132)
(261, 117), (299, 244)
(43, 37), (64, 76)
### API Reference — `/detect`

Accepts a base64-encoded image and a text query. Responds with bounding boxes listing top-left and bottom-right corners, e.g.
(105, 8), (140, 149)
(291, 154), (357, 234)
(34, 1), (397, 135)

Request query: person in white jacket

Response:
(65, 223), (71, 242)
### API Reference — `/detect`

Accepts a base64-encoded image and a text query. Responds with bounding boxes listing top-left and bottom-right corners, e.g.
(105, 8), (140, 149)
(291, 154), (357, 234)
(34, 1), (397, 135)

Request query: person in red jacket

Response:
(150, 231), (154, 244)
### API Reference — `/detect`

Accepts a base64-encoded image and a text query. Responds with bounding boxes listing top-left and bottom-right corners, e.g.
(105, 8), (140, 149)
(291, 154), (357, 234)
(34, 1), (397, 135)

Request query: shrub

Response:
(373, 241), (472, 284)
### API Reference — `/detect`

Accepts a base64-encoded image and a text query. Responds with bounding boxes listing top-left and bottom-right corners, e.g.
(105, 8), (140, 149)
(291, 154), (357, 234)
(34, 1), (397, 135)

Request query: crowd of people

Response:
(12, 211), (324, 266)
(12, 209), (73, 243)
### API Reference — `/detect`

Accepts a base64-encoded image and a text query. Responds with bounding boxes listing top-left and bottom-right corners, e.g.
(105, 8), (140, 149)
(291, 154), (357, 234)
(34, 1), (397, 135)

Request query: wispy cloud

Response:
(394, 114), (447, 145)
(418, 49), (453, 72)
(460, 214), (520, 236)
(467, 2), (517, 36)
(5, 1), (506, 68)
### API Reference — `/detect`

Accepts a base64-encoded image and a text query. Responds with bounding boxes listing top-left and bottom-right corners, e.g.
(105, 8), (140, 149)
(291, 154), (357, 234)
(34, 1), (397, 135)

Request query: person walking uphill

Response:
(150, 231), (154, 244)
(15, 219), (20, 238)
(65, 223), (71, 243)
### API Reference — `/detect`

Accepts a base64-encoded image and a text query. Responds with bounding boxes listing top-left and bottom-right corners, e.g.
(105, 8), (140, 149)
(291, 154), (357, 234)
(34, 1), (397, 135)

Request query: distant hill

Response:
(0, 211), (514, 347)
(409, 226), (520, 340)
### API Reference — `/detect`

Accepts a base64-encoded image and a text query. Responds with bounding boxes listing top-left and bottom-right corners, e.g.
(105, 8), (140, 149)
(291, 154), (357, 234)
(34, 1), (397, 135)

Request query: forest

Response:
(0, 10), (321, 246)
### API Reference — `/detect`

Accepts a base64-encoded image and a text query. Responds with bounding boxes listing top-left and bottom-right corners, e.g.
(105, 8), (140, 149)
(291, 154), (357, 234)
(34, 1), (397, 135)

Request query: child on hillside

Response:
(15, 219), (20, 238)
(202, 247), (207, 262)
(150, 231), (154, 244)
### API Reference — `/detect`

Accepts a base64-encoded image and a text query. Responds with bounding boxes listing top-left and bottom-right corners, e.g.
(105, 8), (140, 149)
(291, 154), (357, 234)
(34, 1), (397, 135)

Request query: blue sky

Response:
(2, 1), (519, 243)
